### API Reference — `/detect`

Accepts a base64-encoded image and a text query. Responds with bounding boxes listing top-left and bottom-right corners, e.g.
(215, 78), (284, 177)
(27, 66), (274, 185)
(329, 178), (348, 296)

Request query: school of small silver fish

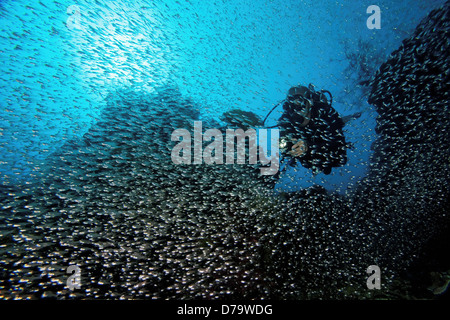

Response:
(0, 2), (449, 300)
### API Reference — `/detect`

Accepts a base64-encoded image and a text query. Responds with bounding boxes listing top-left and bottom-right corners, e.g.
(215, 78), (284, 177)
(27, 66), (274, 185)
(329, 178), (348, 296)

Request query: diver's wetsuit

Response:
(278, 100), (347, 175)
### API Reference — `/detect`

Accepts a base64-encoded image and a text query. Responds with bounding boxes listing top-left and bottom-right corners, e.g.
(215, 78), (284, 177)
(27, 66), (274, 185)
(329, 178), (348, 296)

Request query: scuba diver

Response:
(263, 84), (361, 176)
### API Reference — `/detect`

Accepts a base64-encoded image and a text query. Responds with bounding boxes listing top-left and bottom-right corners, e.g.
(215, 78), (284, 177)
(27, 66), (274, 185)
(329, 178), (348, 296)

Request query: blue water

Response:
(0, 0), (445, 193)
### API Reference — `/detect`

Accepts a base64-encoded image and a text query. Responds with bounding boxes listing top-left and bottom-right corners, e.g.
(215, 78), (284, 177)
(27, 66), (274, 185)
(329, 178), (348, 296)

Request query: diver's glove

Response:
(289, 139), (308, 157)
